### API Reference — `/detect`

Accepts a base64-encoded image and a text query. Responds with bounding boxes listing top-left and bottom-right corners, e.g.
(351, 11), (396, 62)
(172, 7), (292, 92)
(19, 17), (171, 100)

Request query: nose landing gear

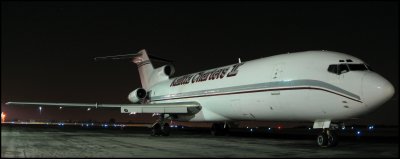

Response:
(317, 128), (338, 147)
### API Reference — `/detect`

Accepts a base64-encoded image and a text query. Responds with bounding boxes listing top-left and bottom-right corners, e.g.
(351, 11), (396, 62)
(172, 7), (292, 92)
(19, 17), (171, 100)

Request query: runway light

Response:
(250, 129), (253, 132)
(308, 128), (311, 130)
(356, 131), (361, 136)
(342, 127), (346, 130)
(268, 128), (271, 131)
(59, 107), (63, 110)
(87, 108), (91, 111)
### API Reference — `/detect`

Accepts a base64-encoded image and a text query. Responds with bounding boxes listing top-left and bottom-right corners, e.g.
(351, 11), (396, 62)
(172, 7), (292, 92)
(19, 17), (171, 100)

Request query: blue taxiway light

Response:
(368, 126), (374, 130)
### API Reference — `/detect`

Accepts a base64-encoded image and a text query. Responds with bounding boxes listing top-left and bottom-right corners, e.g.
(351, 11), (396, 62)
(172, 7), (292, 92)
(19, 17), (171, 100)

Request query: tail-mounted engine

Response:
(147, 64), (175, 88)
(128, 88), (147, 103)
(154, 64), (175, 77)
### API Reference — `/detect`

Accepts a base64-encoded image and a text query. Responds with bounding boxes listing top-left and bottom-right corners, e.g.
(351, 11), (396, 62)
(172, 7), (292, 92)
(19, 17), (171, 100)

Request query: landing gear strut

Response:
(317, 128), (338, 147)
(151, 114), (170, 136)
(211, 123), (229, 136)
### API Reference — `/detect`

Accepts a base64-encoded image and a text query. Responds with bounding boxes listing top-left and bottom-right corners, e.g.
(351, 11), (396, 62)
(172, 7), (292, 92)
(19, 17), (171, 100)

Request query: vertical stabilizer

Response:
(131, 49), (154, 90)
(94, 49), (171, 90)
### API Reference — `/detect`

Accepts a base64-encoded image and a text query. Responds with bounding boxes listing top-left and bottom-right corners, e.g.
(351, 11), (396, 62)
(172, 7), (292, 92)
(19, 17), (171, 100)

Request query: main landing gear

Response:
(151, 114), (170, 136)
(211, 123), (230, 136)
(316, 127), (339, 147)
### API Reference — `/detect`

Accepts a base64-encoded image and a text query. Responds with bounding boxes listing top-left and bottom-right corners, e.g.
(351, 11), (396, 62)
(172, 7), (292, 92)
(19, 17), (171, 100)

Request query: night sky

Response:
(1, 1), (398, 126)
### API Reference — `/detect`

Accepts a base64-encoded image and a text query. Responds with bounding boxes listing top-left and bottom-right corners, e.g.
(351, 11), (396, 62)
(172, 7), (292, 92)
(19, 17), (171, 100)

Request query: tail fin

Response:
(131, 50), (154, 90)
(94, 49), (171, 90)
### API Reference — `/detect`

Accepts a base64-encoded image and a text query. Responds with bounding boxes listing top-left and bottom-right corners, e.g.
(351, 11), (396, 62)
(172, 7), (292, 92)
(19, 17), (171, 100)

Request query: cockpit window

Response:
(347, 64), (368, 71)
(327, 63), (370, 75)
(327, 65), (338, 74)
(338, 64), (349, 74)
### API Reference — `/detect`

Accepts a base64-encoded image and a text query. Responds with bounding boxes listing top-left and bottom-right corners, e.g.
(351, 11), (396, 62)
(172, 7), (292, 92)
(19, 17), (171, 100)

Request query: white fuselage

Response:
(148, 51), (394, 123)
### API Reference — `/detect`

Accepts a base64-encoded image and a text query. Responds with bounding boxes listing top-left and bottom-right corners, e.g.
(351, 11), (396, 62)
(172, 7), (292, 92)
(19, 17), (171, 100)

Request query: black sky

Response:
(1, 1), (398, 125)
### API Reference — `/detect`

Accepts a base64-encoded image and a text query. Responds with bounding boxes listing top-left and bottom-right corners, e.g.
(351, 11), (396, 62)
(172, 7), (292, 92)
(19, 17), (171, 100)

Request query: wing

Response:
(5, 102), (202, 114)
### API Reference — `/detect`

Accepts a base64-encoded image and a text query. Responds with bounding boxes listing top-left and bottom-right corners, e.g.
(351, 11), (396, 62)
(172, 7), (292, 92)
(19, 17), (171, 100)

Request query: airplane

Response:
(6, 49), (395, 148)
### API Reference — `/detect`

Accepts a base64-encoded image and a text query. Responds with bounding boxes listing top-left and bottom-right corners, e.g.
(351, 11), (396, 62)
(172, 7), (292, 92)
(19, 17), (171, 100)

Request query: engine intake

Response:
(163, 64), (175, 77)
(128, 88), (147, 103)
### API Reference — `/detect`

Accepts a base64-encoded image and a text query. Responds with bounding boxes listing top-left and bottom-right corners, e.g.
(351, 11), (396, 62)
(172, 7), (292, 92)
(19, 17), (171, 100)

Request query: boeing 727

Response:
(6, 49), (395, 147)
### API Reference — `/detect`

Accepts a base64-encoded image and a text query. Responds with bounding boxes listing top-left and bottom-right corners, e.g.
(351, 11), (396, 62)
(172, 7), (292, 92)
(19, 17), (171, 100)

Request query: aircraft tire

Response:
(317, 133), (328, 147)
(152, 123), (162, 136)
(327, 131), (338, 147)
(161, 123), (170, 136)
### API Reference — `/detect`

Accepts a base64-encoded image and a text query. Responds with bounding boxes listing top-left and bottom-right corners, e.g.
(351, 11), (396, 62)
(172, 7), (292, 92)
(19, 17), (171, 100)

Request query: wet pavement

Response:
(1, 125), (398, 158)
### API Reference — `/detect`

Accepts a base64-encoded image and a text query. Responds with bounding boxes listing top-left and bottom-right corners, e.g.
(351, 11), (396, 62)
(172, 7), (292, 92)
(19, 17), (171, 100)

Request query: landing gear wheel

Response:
(152, 123), (162, 136)
(317, 129), (339, 147)
(317, 133), (328, 147)
(161, 123), (170, 136)
(327, 130), (338, 147)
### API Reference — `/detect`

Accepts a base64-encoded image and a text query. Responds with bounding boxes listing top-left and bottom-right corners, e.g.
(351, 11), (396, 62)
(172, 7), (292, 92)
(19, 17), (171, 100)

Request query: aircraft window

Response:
(346, 59), (353, 62)
(348, 64), (368, 71)
(338, 64), (349, 74)
(327, 65), (338, 74)
(339, 60), (345, 62)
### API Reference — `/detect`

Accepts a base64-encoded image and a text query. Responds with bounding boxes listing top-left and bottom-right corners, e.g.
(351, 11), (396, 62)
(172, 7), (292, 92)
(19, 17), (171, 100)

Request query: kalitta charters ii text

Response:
(170, 63), (244, 87)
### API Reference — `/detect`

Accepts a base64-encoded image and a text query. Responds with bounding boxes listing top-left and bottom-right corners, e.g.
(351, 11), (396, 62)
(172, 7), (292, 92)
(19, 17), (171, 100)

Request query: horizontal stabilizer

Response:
(94, 53), (139, 61)
(94, 49), (173, 63)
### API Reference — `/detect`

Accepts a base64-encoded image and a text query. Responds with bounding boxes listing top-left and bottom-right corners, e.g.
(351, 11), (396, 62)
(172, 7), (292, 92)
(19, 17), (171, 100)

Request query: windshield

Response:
(327, 63), (369, 75)
(347, 64), (368, 71)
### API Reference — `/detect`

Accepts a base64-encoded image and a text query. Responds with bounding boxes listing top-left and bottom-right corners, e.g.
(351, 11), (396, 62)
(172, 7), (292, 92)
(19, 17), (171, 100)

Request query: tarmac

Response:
(1, 124), (398, 158)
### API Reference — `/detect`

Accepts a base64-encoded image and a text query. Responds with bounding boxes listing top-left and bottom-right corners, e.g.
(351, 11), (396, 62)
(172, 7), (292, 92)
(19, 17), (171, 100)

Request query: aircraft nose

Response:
(362, 72), (395, 108)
